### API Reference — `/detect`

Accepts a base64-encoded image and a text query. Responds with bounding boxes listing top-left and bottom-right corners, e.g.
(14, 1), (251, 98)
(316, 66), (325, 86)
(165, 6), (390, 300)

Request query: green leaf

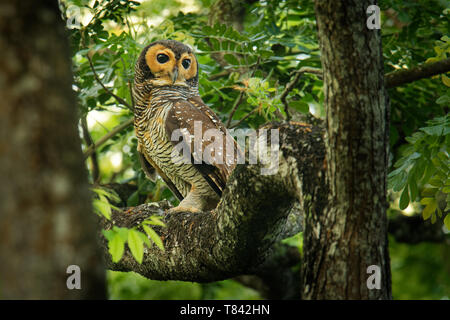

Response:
(128, 229), (144, 264)
(391, 171), (408, 192)
(431, 211), (437, 223)
(436, 94), (450, 105)
(420, 125), (445, 136)
(93, 199), (111, 220)
(223, 54), (240, 66)
(399, 187), (410, 210)
(414, 158), (426, 182)
(143, 225), (165, 252)
(109, 233), (125, 263)
(143, 216), (166, 227)
(114, 226), (129, 242)
(290, 101), (309, 114)
(422, 200), (437, 220)
(444, 214), (450, 230)
(429, 177), (444, 187)
(92, 187), (121, 203)
(127, 190), (139, 207)
(137, 230), (151, 247)
(420, 197), (434, 205)
(102, 229), (115, 241)
(409, 179), (418, 202)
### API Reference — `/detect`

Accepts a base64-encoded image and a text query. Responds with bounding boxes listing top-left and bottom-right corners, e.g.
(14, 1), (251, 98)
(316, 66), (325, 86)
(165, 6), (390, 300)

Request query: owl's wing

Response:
(138, 150), (184, 201)
(165, 98), (241, 197)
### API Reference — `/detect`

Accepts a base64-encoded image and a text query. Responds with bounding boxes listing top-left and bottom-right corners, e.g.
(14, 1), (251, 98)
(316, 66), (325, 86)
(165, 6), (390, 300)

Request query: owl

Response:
(133, 40), (241, 213)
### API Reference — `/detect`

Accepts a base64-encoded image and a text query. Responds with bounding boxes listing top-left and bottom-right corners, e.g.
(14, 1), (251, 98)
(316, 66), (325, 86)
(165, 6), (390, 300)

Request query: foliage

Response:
(379, 0), (449, 230)
(92, 186), (166, 264)
(60, 0), (449, 300)
(103, 216), (166, 264)
(91, 187), (121, 220)
(388, 115), (450, 228)
(390, 236), (450, 300)
(107, 271), (261, 300)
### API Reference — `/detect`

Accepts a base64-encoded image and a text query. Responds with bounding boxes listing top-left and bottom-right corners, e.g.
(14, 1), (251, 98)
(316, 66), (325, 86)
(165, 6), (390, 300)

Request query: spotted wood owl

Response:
(133, 40), (241, 213)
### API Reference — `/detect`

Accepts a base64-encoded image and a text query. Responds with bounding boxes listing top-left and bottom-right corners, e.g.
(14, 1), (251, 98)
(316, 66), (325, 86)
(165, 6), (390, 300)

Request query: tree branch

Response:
(280, 59), (450, 121)
(87, 55), (134, 111)
(226, 91), (245, 128)
(99, 122), (326, 283)
(81, 116), (100, 183)
(226, 58), (259, 128)
(280, 67), (323, 121)
(83, 118), (133, 160)
(385, 58), (450, 89)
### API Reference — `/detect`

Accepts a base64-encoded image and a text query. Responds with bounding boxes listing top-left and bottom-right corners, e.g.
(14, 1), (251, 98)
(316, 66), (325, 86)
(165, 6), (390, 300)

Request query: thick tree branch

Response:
(102, 181), (450, 247)
(99, 122), (325, 283)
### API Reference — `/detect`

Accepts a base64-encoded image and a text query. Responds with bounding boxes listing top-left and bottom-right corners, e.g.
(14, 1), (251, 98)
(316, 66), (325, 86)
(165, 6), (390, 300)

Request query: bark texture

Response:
(0, 0), (106, 299)
(301, 0), (392, 299)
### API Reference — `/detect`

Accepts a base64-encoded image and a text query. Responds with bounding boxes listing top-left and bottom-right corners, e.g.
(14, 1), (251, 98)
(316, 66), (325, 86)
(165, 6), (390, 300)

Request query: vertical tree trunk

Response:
(0, 0), (106, 299)
(302, 1), (391, 299)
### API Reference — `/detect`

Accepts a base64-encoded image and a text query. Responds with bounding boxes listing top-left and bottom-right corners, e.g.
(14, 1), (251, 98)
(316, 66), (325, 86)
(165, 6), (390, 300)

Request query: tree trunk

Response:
(0, 0), (106, 299)
(301, 0), (392, 299)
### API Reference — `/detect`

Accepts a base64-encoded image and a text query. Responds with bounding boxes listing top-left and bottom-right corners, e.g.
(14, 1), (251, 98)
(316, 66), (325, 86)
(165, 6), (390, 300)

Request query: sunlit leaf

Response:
(109, 233), (125, 263)
(128, 229), (144, 264)
(143, 225), (165, 252)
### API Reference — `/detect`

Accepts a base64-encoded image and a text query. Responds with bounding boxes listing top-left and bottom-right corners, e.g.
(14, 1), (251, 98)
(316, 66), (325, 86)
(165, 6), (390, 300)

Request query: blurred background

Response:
(60, 0), (449, 299)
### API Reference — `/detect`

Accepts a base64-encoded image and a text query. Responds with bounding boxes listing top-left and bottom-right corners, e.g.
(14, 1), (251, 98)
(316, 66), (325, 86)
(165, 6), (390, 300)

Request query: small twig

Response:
(83, 118), (134, 160)
(226, 91), (245, 128)
(385, 57), (450, 88)
(226, 58), (261, 128)
(128, 80), (135, 110)
(280, 67), (323, 121)
(81, 116), (100, 183)
(209, 70), (233, 81)
(87, 55), (133, 111)
(229, 107), (259, 129)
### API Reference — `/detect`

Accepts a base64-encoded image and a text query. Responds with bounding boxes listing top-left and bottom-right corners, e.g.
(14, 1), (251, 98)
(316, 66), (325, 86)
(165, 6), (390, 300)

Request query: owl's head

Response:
(135, 40), (198, 88)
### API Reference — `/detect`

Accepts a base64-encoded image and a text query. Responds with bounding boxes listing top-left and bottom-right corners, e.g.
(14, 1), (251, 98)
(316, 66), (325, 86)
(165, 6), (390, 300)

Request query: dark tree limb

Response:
(385, 58), (450, 89)
(81, 116), (100, 183)
(281, 59), (450, 120)
(234, 242), (302, 299)
(99, 122), (326, 283)
(280, 67), (323, 121)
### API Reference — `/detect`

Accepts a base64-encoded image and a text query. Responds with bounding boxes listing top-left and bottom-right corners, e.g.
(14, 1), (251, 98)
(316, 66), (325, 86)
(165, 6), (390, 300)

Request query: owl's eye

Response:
(157, 53), (169, 63)
(182, 59), (191, 69)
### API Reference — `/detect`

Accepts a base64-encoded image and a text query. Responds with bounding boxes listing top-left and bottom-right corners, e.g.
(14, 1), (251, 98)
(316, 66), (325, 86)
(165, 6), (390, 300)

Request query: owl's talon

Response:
(166, 206), (203, 214)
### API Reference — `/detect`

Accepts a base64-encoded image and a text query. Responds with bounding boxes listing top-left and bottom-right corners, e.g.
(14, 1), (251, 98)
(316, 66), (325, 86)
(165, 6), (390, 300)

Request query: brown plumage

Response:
(133, 40), (241, 212)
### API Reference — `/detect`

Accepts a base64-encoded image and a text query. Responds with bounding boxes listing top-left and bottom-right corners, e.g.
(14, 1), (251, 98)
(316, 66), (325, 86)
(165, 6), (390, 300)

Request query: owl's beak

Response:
(171, 67), (178, 84)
